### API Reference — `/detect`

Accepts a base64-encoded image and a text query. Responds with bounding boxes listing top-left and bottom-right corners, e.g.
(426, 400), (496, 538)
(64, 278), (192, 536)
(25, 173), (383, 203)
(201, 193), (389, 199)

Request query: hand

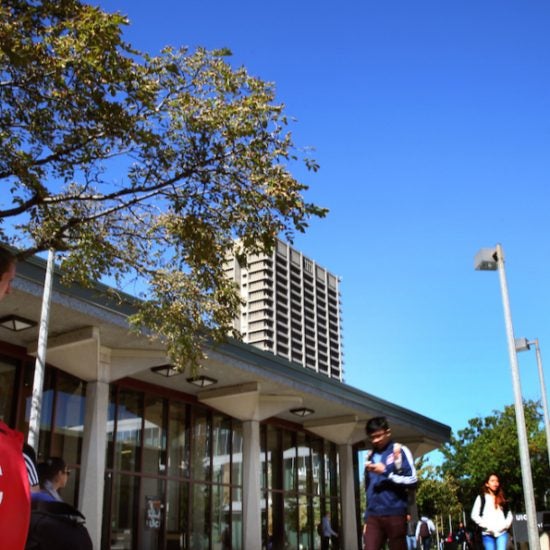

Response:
(366, 462), (385, 474)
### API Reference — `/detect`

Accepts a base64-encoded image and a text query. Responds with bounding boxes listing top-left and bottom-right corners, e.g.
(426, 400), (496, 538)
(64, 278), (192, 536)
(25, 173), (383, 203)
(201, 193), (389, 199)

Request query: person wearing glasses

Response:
(26, 457), (92, 549)
(363, 416), (417, 550)
(33, 457), (71, 502)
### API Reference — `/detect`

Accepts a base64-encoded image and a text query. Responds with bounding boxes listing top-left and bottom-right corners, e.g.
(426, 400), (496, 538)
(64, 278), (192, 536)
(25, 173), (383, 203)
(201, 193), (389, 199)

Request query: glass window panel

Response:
(296, 433), (309, 494)
(139, 477), (165, 550)
(142, 396), (166, 475)
(168, 401), (188, 479)
(28, 368), (55, 461)
(283, 494), (298, 549)
(109, 474), (139, 550)
(323, 449), (332, 497)
(0, 357), (16, 423)
(311, 438), (323, 497)
(17, 361), (35, 434)
(211, 484), (231, 550)
(265, 426), (282, 492)
(51, 373), (86, 466)
(106, 388), (117, 470)
(328, 499), (341, 544)
(282, 432), (296, 492)
(329, 446), (339, 500)
(298, 495), (311, 550)
(166, 479), (188, 549)
(313, 496), (321, 549)
(115, 389), (143, 473)
(262, 491), (270, 550)
(270, 490), (285, 549)
(190, 483), (211, 549)
(232, 421), (243, 488)
(212, 414), (231, 485)
(232, 488), (243, 550)
(191, 409), (210, 480)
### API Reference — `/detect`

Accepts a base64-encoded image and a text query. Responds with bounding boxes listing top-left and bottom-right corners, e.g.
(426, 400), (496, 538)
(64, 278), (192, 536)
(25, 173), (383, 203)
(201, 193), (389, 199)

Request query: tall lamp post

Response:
(474, 244), (540, 550)
(27, 248), (55, 451)
(515, 337), (550, 466)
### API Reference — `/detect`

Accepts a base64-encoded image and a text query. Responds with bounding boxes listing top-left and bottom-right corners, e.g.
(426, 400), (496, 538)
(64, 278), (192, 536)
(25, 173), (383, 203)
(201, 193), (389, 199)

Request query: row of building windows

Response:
(0, 352), (342, 550)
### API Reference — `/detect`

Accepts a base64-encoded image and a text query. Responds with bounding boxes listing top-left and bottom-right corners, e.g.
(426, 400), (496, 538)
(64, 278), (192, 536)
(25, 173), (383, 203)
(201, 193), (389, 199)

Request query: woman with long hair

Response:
(471, 473), (512, 550)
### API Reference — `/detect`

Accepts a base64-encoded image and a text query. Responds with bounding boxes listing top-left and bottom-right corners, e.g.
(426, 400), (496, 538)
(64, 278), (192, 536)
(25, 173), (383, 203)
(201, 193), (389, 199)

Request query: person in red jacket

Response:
(0, 246), (32, 549)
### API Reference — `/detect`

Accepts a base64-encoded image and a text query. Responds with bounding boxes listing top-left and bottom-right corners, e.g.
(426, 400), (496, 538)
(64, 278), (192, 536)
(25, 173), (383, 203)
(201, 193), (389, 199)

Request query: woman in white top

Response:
(471, 473), (513, 550)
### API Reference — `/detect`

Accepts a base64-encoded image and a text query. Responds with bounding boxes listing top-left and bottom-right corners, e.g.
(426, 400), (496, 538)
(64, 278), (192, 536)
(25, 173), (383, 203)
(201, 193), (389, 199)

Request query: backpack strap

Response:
(479, 494), (486, 517)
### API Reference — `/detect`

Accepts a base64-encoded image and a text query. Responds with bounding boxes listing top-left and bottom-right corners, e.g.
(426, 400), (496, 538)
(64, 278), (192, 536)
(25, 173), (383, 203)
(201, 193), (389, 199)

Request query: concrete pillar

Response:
(242, 420), (262, 550)
(338, 443), (359, 550)
(78, 380), (110, 548)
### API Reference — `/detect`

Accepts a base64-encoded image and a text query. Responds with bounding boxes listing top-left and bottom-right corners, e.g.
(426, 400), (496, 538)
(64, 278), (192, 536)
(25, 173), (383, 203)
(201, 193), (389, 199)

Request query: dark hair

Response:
(38, 456), (66, 485)
(366, 416), (390, 435)
(0, 246), (15, 276)
(481, 472), (507, 509)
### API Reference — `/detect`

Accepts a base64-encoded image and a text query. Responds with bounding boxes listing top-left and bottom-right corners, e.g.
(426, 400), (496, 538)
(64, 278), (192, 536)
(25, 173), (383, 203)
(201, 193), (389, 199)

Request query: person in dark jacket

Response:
(363, 416), (417, 550)
(26, 457), (92, 550)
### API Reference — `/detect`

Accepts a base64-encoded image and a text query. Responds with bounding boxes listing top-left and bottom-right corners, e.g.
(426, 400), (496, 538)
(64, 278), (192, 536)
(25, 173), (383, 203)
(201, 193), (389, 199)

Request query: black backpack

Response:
(317, 522), (323, 536)
(26, 501), (93, 550)
(419, 521), (431, 538)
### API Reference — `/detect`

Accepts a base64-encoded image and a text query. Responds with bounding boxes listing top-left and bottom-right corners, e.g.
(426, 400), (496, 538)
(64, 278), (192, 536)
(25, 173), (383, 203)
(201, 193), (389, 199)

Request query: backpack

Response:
(317, 522), (323, 536)
(419, 520), (431, 538)
(27, 501), (93, 550)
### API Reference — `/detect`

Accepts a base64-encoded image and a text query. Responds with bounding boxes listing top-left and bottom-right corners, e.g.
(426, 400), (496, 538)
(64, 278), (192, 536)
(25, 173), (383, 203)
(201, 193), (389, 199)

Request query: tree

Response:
(0, 0), (327, 369)
(415, 459), (461, 522)
(438, 401), (549, 512)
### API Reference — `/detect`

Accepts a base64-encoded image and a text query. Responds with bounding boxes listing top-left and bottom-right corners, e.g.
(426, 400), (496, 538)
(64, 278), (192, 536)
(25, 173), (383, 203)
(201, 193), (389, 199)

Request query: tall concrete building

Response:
(225, 239), (344, 380)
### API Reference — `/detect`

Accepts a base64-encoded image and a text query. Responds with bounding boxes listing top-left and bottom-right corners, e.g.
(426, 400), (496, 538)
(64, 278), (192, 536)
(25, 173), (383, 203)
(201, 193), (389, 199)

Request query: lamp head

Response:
(474, 248), (499, 271)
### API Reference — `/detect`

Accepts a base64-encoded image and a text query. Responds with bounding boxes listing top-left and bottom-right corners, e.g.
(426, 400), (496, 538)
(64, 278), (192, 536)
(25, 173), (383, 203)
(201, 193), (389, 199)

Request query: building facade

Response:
(0, 255), (450, 549)
(224, 240), (344, 381)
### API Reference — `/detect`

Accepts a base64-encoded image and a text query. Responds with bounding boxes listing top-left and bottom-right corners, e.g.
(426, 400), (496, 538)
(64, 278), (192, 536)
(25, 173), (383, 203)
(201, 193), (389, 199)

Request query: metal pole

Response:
(494, 244), (540, 550)
(27, 248), (55, 450)
(532, 339), (550, 466)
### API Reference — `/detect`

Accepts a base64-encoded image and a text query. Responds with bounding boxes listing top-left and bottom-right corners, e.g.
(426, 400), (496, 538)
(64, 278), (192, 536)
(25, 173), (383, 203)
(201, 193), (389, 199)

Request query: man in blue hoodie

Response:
(363, 416), (417, 550)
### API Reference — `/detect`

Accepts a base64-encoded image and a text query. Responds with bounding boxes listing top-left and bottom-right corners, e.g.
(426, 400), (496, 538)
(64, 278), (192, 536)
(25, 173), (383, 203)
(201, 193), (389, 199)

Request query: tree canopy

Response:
(417, 401), (549, 521)
(0, 0), (327, 368)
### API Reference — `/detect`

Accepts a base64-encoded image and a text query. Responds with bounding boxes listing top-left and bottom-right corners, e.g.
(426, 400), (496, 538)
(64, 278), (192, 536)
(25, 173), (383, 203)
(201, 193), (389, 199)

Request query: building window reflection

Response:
(103, 382), (243, 550)
(261, 424), (341, 550)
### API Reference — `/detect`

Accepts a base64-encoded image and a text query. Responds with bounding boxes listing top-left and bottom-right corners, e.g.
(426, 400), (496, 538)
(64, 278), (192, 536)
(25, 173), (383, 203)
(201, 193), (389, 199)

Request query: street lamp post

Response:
(27, 248), (55, 451)
(515, 337), (550, 466)
(474, 244), (540, 550)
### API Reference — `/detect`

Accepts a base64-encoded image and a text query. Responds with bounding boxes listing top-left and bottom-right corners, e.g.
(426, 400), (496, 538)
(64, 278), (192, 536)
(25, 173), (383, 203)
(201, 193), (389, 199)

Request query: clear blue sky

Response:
(96, 0), (550, 443)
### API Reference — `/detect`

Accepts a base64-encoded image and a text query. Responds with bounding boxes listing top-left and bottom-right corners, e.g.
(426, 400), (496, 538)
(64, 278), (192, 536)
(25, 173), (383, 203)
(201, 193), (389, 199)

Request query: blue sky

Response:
(95, 0), (550, 445)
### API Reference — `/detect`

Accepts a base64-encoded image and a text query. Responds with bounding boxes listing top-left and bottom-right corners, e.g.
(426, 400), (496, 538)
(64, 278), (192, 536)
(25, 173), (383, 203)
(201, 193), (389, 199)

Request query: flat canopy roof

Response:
(0, 254), (450, 455)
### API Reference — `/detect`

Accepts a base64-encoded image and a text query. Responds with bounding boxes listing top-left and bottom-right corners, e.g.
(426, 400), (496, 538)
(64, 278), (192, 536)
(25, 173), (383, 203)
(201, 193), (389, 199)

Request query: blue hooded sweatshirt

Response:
(364, 441), (417, 519)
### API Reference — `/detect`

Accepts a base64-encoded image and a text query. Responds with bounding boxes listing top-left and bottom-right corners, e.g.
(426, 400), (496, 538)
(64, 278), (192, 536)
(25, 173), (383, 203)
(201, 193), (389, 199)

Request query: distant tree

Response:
(0, 0), (326, 369)
(438, 401), (548, 512)
(415, 458), (461, 522)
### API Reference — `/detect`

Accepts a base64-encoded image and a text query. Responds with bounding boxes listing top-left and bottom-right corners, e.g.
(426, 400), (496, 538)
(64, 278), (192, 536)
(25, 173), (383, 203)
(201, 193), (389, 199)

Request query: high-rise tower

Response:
(224, 239), (343, 380)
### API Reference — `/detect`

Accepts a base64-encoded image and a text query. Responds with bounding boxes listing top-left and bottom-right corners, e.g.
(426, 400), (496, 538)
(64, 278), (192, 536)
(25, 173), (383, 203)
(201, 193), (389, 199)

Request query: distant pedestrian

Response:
(320, 511), (338, 549)
(470, 473), (512, 550)
(406, 514), (417, 550)
(415, 515), (435, 550)
(363, 416), (417, 550)
(455, 522), (467, 550)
